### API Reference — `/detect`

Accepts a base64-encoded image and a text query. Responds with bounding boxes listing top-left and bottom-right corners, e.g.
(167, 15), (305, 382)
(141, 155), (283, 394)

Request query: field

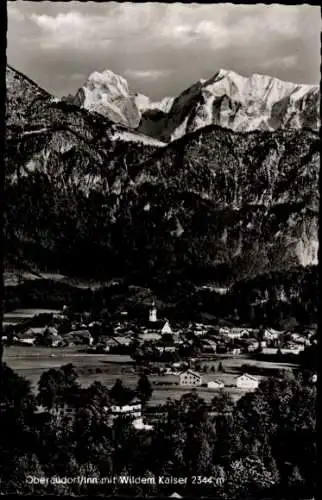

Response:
(3, 345), (299, 405)
(3, 308), (61, 325)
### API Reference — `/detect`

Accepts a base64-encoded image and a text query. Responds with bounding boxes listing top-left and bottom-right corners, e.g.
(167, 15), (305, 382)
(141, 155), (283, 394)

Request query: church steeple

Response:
(149, 301), (157, 322)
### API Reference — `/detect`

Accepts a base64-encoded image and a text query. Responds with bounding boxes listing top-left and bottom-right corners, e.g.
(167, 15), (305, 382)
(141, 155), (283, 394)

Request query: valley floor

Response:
(3, 345), (299, 406)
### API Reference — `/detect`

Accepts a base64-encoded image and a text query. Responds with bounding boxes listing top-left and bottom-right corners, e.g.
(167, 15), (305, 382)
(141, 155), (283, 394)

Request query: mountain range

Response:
(64, 68), (320, 141)
(4, 65), (319, 290)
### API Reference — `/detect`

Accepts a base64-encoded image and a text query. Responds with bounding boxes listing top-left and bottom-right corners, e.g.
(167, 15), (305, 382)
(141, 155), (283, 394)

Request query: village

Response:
(3, 300), (315, 356)
(3, 299), (317, 435)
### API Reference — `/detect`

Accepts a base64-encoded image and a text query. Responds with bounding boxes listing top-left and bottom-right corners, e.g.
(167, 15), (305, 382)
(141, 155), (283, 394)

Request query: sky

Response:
(7, 2), (321, 100)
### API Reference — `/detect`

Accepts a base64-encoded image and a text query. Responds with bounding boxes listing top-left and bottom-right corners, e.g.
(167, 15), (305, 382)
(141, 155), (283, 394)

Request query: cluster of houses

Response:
(4, 302), (315, 361)
(179, 369), (259, 390)
(4, 324), (94, 348)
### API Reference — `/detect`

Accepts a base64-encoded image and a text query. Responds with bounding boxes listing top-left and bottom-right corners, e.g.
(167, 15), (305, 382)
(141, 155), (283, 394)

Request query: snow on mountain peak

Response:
(87, 69), (130, 97)
(161, 69), (320, 141)
(72, 69), (174, 128)
(135, 94), (174, 113)
(67, 66), (319, 141)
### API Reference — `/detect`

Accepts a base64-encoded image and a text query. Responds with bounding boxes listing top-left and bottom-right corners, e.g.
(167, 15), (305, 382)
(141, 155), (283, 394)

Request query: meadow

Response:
(3, 344), (299, 405)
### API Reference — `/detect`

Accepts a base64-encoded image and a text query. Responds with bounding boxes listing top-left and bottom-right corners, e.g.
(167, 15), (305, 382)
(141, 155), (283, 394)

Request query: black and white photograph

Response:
(2, 1), (320, 498)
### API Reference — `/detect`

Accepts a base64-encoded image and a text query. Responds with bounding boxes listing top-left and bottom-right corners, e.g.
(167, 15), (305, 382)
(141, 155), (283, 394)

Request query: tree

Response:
(218, 362), (225, 372)
(37, 363), (80, 410)
(0, 364), (38, 489)
(109, 379), (135, 406)
(1, 453), (47, 495)
(195, 361), (202, 371)
(287, 465), (304, 489)
(152, 392), (216, 478)
(211, 390), (233, 414)
(136, 373), (153, 404)
(229, 376), (317, 497)
(73, 405), (114, 475)
(224, 456), (278, 499)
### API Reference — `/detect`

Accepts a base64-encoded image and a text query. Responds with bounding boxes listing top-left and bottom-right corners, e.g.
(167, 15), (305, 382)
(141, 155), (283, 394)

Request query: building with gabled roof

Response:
(179, 369), (202, 387)
(162, 320), (172, 335)
(235, 373), (259, 389)
(207, 380), (225, 389)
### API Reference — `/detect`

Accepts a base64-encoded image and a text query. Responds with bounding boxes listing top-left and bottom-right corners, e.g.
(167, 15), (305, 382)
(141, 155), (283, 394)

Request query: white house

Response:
(179, 370), (202, 387)
(281, 345), (304, 355)
(230, 347), (241, 355)
(207, 380), (225, 389)
(155, 345), (176, 353)
(235, 373), (259, 390)
(110, 400), (142, 419)
(263, 329), (281, 341)
(290, 333), (307, 345)
(162, 320), (173, 335)
(132, 417), (153, 431)
(14, 329), (37, 345)
(219, 327), (245, 339)
(15, 336), (36, 346)
(227, 329), (247, 339)
(194, 323), (208, 336)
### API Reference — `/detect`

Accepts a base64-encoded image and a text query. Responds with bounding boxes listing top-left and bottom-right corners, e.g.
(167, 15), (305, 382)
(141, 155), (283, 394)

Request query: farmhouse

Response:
(155, 344), (176, 353)
(290, 333), (309, 345)
(281, 345), (305, 355)
(98, 337), (119, 351)
(24, 327), (48, 336)
(207, 380), (225, 389)
(132, 417), (154, 431)
(219, 327), (249, 339)
(14, 330), (36, 345)
(179, 370), (203, 387)
(110, 398), (142, 419)
(139, 332), (162, 342)
(235, 373), (259, 389)
(227, 328), (248, 339)
(201, 339), (217, 352)
(263, 328), (281, 341)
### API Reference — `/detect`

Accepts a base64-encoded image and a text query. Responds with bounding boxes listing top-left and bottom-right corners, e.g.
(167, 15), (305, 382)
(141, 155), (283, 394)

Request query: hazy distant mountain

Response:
(5, 65), (319, 284)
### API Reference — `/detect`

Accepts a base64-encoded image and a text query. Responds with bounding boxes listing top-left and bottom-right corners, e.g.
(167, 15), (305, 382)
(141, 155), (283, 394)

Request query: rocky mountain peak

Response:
(87, 69), (130, 97)
(137, 69), (320, 141)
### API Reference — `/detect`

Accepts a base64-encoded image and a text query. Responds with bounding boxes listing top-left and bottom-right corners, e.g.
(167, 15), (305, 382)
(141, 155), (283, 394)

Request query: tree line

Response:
(0, 361), (316, 498)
